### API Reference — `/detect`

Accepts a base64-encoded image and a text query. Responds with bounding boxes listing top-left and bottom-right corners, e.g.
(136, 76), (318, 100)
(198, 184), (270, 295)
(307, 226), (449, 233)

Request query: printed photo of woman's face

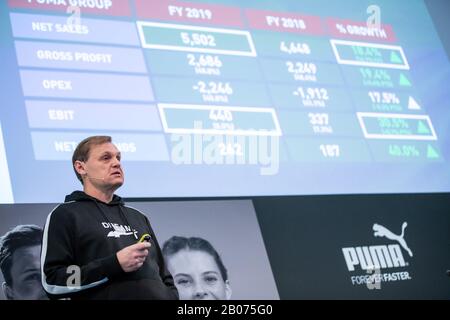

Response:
(166, 249), (232, 300)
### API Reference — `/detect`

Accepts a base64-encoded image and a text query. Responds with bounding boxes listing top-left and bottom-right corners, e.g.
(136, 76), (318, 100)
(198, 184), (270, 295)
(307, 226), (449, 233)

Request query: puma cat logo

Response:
(373, 222), (413, 257)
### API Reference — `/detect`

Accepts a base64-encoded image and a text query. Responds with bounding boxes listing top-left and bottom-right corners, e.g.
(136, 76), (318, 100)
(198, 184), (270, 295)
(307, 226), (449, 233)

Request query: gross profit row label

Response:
(136, 21), (256, 57)
(331, 40), (409, 70)
(158, 104), (282, 137)
(15, 40), (147, 73)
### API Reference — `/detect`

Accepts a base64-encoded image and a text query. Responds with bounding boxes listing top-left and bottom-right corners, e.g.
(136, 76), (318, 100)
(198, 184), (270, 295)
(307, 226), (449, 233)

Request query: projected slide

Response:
(0, 0), (449, 202)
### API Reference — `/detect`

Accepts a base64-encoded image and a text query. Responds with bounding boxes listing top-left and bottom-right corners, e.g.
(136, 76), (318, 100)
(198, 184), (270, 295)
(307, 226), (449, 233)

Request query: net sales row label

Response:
(10, 13), (140, 46)
(137, 21), (256, 57)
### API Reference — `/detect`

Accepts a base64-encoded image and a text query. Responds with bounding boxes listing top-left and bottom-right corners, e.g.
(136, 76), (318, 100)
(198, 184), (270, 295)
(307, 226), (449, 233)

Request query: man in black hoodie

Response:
(41, 135), (178, 300)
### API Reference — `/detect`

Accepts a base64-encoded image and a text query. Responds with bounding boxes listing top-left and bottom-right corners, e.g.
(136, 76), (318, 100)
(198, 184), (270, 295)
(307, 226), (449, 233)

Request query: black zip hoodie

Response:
(41, 191), (178, 300)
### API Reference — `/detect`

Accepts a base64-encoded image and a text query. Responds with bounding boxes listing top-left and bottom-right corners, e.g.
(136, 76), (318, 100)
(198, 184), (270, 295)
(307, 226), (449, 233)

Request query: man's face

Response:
(167, 249), (231, 300)
(81, 142), (124, 191)
(3, 245), (48, 300)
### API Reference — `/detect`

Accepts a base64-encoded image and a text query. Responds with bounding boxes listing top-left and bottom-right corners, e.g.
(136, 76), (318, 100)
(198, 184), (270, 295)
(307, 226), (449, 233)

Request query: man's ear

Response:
(2, 281), (14, 300)
(74, 160), (86, 177)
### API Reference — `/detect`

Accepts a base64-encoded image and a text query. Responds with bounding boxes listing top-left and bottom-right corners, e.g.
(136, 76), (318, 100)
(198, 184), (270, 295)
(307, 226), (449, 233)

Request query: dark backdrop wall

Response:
(253, 193), (450, 299)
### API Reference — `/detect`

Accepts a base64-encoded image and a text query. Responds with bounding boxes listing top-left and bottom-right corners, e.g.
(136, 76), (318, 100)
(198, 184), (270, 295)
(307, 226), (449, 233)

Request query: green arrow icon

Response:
(399, 74), (412, 86)
(390, 52), (402, 64)
(427, 145), (439, 159)
(417, 121), (430, 134)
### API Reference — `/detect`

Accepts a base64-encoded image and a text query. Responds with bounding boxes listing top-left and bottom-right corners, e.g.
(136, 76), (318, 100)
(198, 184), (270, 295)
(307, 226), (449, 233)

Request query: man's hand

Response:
(116, 242), (151, 272)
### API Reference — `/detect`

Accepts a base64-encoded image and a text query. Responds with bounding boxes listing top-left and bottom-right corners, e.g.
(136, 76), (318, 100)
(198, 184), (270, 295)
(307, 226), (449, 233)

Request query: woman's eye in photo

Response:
(176, 278), (191, 286)
(204, 276), (218, 284)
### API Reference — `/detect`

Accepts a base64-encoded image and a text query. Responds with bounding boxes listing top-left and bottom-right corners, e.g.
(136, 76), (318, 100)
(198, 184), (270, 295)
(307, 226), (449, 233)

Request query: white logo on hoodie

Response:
(102, 222), (138, 239)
